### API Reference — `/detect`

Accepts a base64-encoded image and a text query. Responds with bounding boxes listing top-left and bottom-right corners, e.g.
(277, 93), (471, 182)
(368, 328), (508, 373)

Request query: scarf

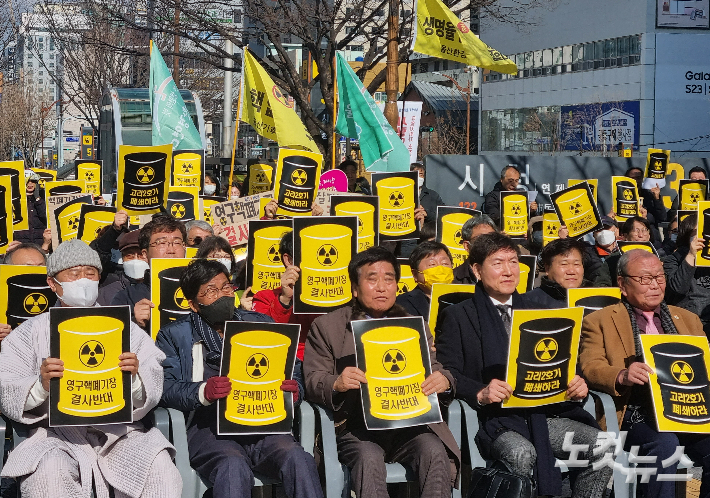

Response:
(192, 308), (245, 370)
(621, 300), (679, 358)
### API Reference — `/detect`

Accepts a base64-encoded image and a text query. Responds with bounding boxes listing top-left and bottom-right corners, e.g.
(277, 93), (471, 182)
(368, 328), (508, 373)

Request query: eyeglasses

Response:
(623, 274), (667, 285)
(198, 282), (235, 300)
(149, 238), (186, 249)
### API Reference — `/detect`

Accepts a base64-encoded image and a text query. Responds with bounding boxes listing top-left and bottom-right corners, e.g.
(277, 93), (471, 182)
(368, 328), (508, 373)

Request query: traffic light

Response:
(420, 125), (434, 133)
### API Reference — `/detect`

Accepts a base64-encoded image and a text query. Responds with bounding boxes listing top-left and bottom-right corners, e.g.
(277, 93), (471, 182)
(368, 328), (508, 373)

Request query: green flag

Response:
(150, 41), (203, 150)
(334, 52), (410, 172)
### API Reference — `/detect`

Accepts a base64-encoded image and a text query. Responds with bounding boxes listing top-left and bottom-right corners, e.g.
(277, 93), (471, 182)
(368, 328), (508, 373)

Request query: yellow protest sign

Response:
(398, 259), (417, 296)
(46, 180), (86, 197)
(240, 50), (318, 152)
(551, 182), (602, 239)
(372, 171), (420, 241)
(0, 176), (14, 254)
(31, 168), (57, 190)
(352, 316), (443, 429)
(247, 220), (293, 293)
(500, 191), (528, 237)
(185, 247), (198, 259)
(116, 144), (172, 215)
(617, 241), (658, 256)
(612, 176), (639, 220)
(435, 206), (479, 267)
(696, 200), (710, 267)
(0, 265), (56, 328)
(678, 210), (695, 223)
(568, 179), (598, 205)
(200, 195), (227, 225)
(331, 195), (380, 253)
(150, 258), (192, 340)
(75, 160), (102, 196)
(542, 210), (560, 247)
(567, 287), (621, 317)
(504, 307), (583, 408)
(679, 179), (708, 211)
(48, 194), (93, 247)
(167, 186), (200, 222)
(0, 160), (29, 230)
(247, 162), (274, 195)
(292, 216), (357, 314)
(272, 148), (323, 217)
(644, 148), (671, 188)
(48, 305), (132, 426)
(171, 150), (203, 190)
(428, 283), (476, 334)
(218, 322), (300, 435)
(77, 205), (116, 244)
(640, 335), (710, 432)
(517, 255), (537, 294)
(411, 0), (517, 74)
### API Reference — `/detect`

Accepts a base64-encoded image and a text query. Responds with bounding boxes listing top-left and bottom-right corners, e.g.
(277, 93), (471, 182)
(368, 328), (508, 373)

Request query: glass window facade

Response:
(481, 106), (562, 153)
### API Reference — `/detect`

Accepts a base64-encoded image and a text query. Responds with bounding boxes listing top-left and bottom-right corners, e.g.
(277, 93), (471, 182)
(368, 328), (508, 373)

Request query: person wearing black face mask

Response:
(155, 259), (324, 498)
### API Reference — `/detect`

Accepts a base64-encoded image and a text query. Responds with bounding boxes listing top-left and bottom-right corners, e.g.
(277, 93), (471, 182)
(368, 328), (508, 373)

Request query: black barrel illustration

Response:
(702, 207), (710, 261)
(616, 181), (638, 217)
(514, 317), (575, 399)
(575, 295), (621, 317)
(6, 274), (57, 327)
(122, 152), (167, 211)
(651, 342), (710, 424)
(158, 266), (190, 327)
(167, 191), (196, 222)
(0, 167), (23, 226)
(435, 292), (475, 328)
(48, 185), (82, 196)
(648, 152), (668, 180)
(277, 155), (319, 213)
(0, 183), (8, 246)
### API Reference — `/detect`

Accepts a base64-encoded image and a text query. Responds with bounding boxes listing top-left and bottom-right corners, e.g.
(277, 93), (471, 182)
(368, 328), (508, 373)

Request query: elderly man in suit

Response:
(304, 246), (460, 498)
(580, 249), (710, 498)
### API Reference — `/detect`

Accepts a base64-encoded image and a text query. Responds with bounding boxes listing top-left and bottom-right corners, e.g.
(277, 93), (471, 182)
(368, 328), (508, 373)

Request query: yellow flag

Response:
(240, 50), (318, 152)
(412, 0), (518, 75)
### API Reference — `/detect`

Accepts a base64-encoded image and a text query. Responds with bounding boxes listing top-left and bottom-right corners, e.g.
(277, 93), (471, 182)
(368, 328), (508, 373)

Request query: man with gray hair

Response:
(452, 214), (498, 284)
(580, 249), (710, 498)
(0, 239), (182, 497)
(3, 242), (47, 266)
(186, 219), (215, 247)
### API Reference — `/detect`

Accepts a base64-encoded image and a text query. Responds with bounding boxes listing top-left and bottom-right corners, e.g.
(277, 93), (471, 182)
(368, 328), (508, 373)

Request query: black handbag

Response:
(468, 462), (536, 498)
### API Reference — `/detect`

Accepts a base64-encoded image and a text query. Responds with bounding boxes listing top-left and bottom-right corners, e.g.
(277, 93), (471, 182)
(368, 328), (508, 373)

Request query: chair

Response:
(313, 402), (463, 498)
(158, 401), (316, 498)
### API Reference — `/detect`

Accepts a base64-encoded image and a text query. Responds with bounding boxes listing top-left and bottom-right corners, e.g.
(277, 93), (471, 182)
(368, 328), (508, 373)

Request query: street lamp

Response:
(432, 69), (474, 155)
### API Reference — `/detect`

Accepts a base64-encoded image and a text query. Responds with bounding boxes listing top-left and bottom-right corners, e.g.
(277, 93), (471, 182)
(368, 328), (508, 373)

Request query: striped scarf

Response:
(622, 300), (679, 358)
(191, 309), (244, 370)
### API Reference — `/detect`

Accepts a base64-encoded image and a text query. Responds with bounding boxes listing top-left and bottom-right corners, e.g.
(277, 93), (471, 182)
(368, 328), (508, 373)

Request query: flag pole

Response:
(228, 86), (242, 191)
(331, 55), (338, 170)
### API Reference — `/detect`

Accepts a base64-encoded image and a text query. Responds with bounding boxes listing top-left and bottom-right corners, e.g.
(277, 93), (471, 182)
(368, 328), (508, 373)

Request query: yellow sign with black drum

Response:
(31, 168), (57, 190)
(617, 241), (658, 256)
(0, 176), (14, 254)
(167, 186), (199, 222)
(75, 160), (102, 196)
(54, 196), (93, 244)
(696, 200), (710, 267)
(398, 260), (416, 296)
(428, 283), (476, 335)
(248, 163), (274, 195)
(680, 179), (709, 211)
(645, 148), (671, 184)
(500, 191), (527, 237)
(516, 255), (537, 294)
(331, 195), (379, 253)
(567, 287), (621, 317)
(542, 210), (560, 247)
(246, 220), (293, 293)
(435, 206), (479, 267)
(0, 160), (29, 231)
(612, 176), (639, 220)
(77, 205), (117, 244)
(568, 179), (598, 205)
(117, 144), (172, 215)
(0, 265), (57, 328)
(551, 182), (602, 239)
(150, 258), (192, 340)
(372, 171), (420, 241)
(200, 196), (227, 225)
(273, 149), (322, 217)
(172, 150), (203, 189)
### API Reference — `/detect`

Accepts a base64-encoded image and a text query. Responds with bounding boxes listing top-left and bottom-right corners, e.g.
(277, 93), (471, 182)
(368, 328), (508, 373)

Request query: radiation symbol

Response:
(398, 283), (409, 294)
(655, 160), (663, 168)
(691, 192), (700, 203)
(174, 288), (190, 309)
(671, 361), (694, 384)
(622, 189), (633, 200)
(568, 202), (583, 215)
(546, 224), (558, 236)
(171, 203), (186, 219)
(136, 166), (155, 184)
(383, 349), (406, 374)
(291, 168), (308, 186)
(267, 244), (282, 263)
(85, 172), (94, 181)
(247, 353), (269, 378)
(68, 216), (80, 231)
(256, 172), (267, 183)
(454, 229), (464, 246)
(79, 340), (105, 368)
(182, 162), (194, 174)
(39, 179), (46, 189)
(388, 191), (405, 207)
(23, 293), (48, 314)
(317, 244), (338, 266)
(534, 338), (558, 362)
(357, 217), (364, 234)
(511, 204), (521, 215)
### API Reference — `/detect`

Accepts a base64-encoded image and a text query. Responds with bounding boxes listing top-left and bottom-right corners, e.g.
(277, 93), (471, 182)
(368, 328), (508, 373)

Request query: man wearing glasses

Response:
(483, 166), (539, 228)
(112, 216), (187, 330)
(156, 259), (323, 498)
(580, 249), (710, 498)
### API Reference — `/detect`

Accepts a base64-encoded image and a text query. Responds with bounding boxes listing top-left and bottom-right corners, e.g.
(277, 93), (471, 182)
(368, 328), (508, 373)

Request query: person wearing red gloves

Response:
(156, 259), (322, 498)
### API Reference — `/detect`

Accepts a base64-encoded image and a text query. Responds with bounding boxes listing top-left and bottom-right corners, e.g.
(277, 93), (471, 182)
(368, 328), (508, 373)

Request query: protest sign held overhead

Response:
(171, 150), (204, 190)
(567, 287), (621, 316)
(504, 307), (584, 408)
(0, 265), (56, 328)
(75, 160), (102, 196)
(617, 240), (659, 256)
(48, 194), (93, 248)
(696, 200), (710, 267)
(428, 283), (476, 335)
(49, 305), (132, 426)
(31, 168), (57, 189)
(201, 195), (227, 225)
(679, 179), (708, 211)
(542, 209), (560, 247)
(167, 186), (199, 222)
(641, 335), (710, 433)
(435, 206), (480, 267)
(272, 149), (323, 217)
(247, 220), (293, 293)
(150, 258), (192, 340)
(117, 144), (173, 215)
(218, 322), (299, 435)
(352, 317), (443, 430)
(293, 216), (358, 314)
(211, 191), (273, 246)
(372, 171), (420, 241)
(517, 255), (537, 294)
(0, 176), (13, 254)
(0, 160), (29, 230)
(331, 195), (379, 253)
(612, 176), (640, 220)
(644, 148), (671, 189)
(77, 205), (117, 244)
(500, 191), (528, 237)
(246, 162), (274, 195)
(551, 182), (602, 239)
(240, 50), (318, 152)
(568, 179), (598, 205)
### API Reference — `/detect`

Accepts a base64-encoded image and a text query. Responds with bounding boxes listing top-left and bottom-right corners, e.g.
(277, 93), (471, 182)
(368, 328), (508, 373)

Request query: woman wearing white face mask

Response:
(592, 216), (620, 260)
(203, 173), (220, 197)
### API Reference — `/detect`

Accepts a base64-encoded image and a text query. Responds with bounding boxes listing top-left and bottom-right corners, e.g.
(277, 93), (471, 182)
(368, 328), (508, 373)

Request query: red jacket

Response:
(253, 287), (319, 360)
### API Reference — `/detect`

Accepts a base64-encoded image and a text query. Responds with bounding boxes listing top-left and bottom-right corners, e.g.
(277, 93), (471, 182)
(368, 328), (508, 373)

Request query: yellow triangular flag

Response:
(411, 0), (518, 75)
(240, 50), (318, 152)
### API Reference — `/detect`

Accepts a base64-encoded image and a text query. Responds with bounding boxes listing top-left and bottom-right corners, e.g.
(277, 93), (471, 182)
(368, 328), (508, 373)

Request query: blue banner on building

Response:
(560, 101), (640, 151)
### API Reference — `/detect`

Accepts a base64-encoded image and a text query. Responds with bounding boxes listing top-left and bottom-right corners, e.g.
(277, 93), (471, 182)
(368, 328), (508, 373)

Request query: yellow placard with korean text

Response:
(612, 176), (640, 221)
(551, 182), (602, 239)
(640, 335), (710, 433)
(116, 144), (173, 215)
(428, 283), (476, 335)
(503, 307), (583, 408)
(273, 148), (323, 217)
(500, 191), (528, 237)
(75, 160), (102, 196)
(645, 149), (671, 187)
(680, 179), (709, 211)
(542, 210), (560, 247)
